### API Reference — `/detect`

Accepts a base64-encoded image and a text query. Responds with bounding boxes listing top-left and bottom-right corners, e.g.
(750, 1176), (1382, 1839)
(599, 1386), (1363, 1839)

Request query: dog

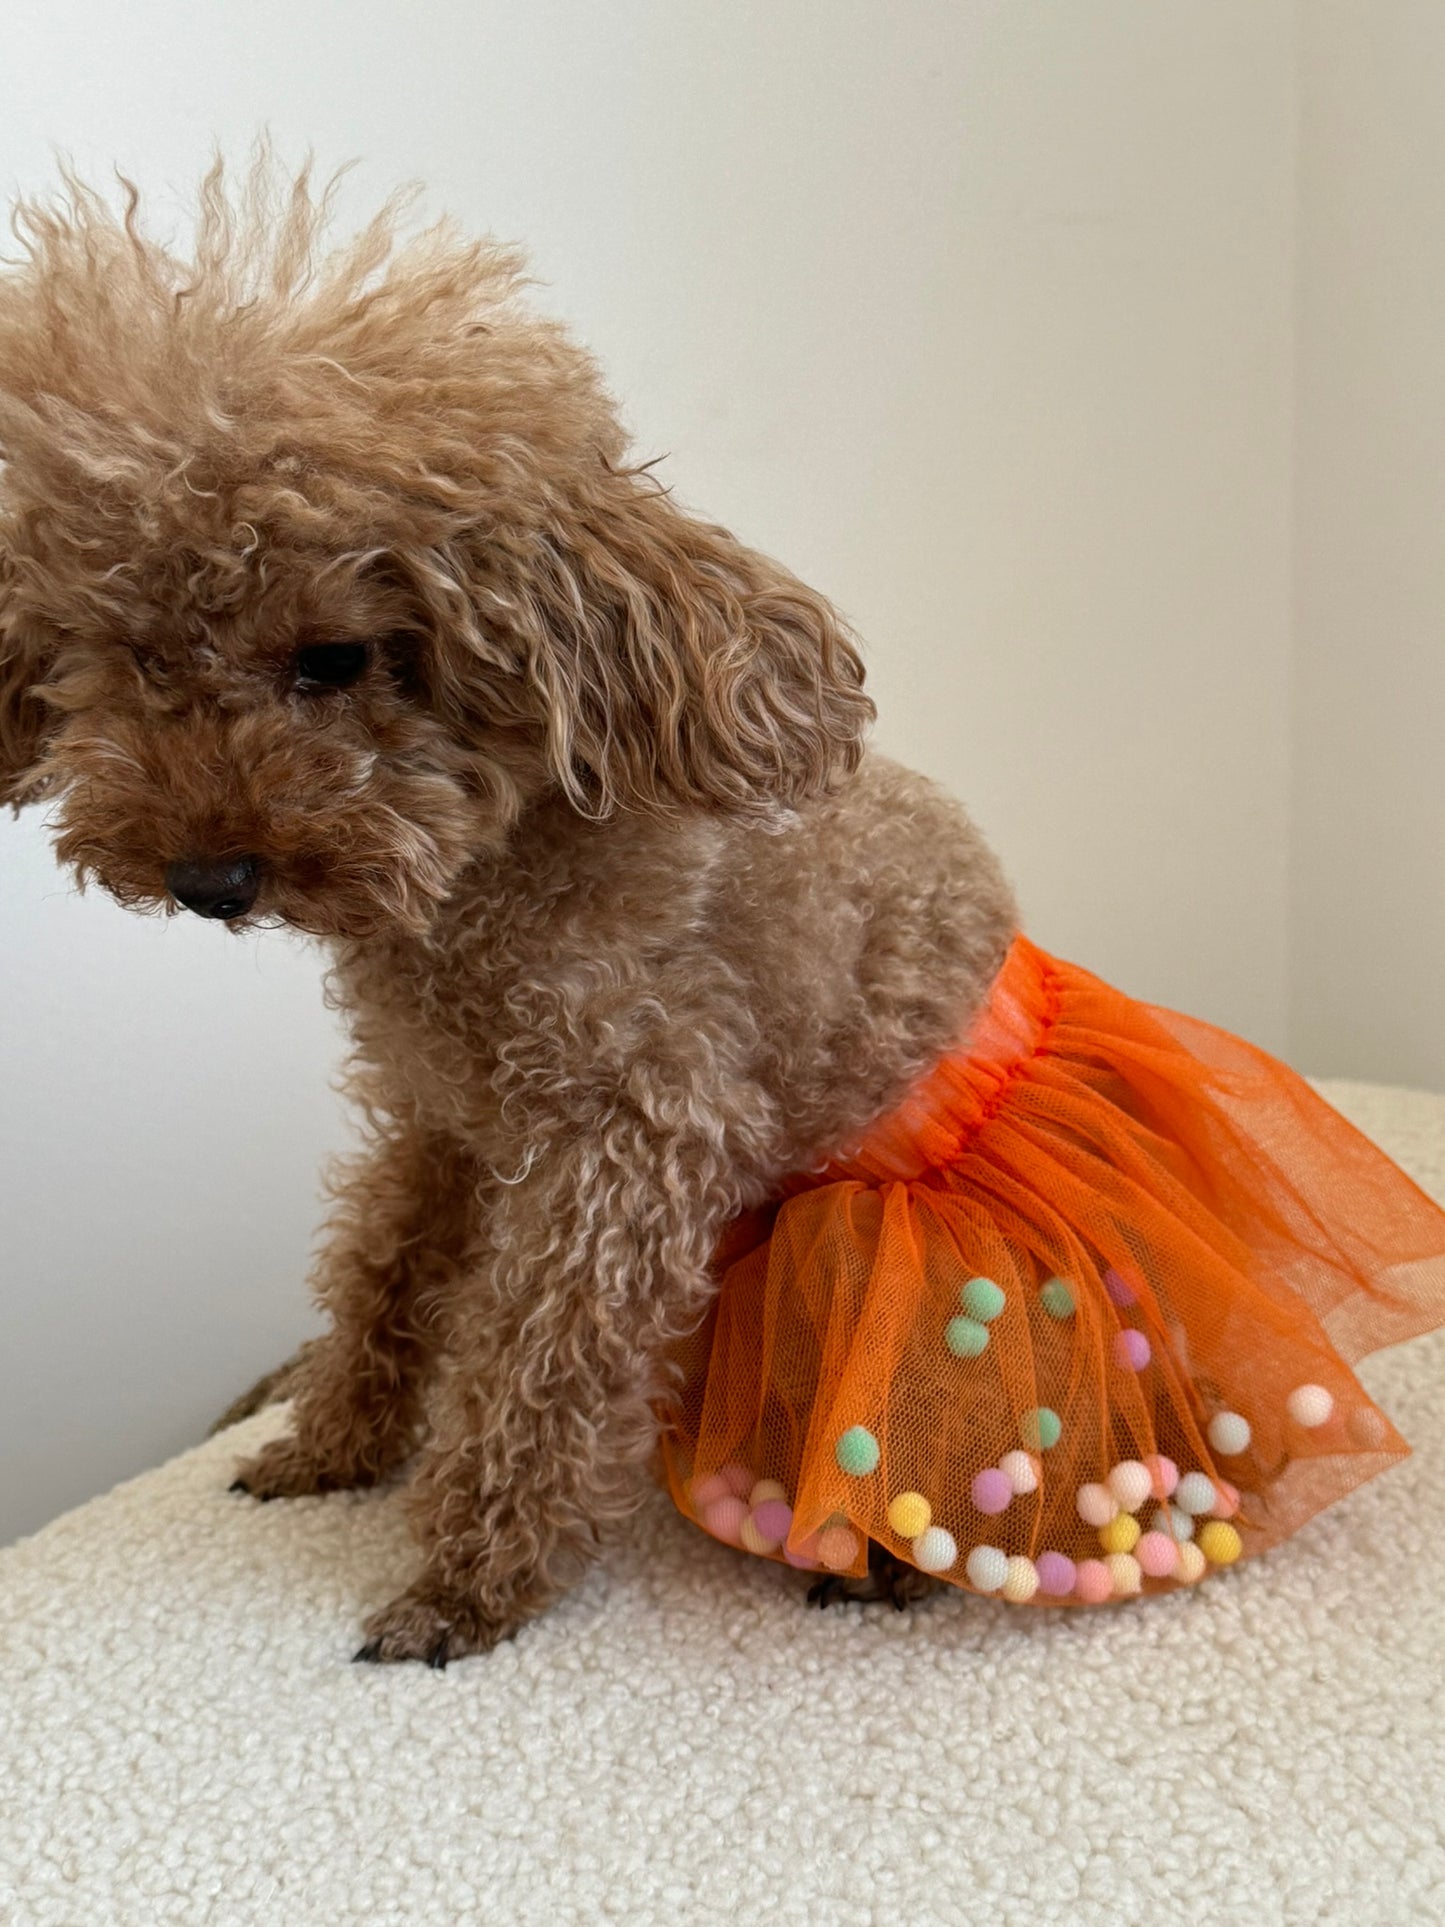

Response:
(0, 160), (1015, 1661)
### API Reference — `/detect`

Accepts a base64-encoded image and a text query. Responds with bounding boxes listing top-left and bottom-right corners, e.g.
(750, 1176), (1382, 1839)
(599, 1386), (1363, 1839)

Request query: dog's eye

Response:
(292, 641), (370, 690)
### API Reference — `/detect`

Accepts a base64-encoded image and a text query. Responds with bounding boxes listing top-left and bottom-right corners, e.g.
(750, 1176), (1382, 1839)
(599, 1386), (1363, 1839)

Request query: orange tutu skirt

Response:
(658, 936), (1445, 1603)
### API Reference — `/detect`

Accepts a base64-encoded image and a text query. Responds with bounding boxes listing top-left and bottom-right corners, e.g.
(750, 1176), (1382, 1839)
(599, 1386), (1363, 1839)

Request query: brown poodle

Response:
(0, 161), (1015, 1661)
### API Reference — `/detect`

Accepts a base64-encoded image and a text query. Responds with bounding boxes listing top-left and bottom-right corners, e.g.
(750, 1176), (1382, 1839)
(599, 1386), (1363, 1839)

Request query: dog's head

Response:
(0, 161), (871, 939)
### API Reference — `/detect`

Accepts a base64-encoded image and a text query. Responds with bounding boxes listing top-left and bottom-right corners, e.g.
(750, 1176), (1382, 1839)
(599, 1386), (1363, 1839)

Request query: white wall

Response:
(1291, 2), (1445, 1088)
(1, 2), (1300, 1541)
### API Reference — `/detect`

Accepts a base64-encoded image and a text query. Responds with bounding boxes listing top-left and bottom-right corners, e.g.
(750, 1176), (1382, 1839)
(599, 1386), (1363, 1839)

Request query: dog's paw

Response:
(352, 1582), (519, 1667)
(229, 1433), (367, 1501)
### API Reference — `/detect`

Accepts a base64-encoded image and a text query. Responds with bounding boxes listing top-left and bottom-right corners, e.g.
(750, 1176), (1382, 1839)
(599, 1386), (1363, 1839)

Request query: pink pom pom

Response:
(817, 1524), (860, 1571)
(971, 1467), (1013, 1515)
(1075, 1559), (1114, 1603)
(1145, 1455), (1179, 1500)
(703, 1497), (747, 1544)
(690, 1473), (731, 1510)
(1104, 1267), (1138, 1306)
(719, 1464), (754, 1499)
(751, 1500), (793, 1542)
(1035, 1551), (1078, 1596)
(782, 1535), (820, 1570)
(1112, 1329), (1151, 1371)
(1076, 1482), (1118, 1527)
(1211, 1480), (1240, 1520)
(1135, 1530), (1180, 1578)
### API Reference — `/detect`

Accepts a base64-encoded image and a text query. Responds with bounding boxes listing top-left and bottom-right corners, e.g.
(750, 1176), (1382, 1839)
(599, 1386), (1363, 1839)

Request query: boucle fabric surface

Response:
(2, 1079), (1443, 1926)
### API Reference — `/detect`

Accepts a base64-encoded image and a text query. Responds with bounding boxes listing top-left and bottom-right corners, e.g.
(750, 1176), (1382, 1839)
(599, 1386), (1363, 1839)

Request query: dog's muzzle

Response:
(165, 854), (262, 921)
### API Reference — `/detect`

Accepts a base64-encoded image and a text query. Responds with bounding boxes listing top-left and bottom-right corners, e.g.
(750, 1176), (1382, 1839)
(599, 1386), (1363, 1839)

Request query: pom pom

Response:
(1145, 1455), (1180, 1499)
(1098, 1513), (1141, 1555)
(1075, 1559), (1114, 1603)
(961, 1276), (1006, 1323)
(1211, 1481), (1240, 1520)
(1103, 1268), (1138, 1306)
(1035, 1551), (1078, 1597)
(1207, 1412), (1251, 1456)
(1106, 1552), (1142, 1596)
(971, 1467), (1013, 1515)
(749, 1479), (788, 1507)
(752, 1499), (793, 1542)
(702, 1496), (747, 1544)
(1151, 1503), (1195, 1542)
(1076, 1482), (1119, 1527)
(1112, 1329), (1151, 1372)
(740, 1514), (779, 1554)
(912, 1526), (958, 1573)
(965, 1544), (1008, 1592)
(1175, 1472), (1217, 1515)
(834, 1427), (880, 1476)
(1020, 1406), (1062, 1451)
(1176, 1541), (1207, 1584)
(1106, 1460), (1153, 1512)
(886, 1492), (932, 1538)
(1287, 1384), (1334, 1428)
(945, 1317), (990, 1359)
(817, 1524), (861, 1571)
(1135, 1530), (1180, 1578)
(1040, 1277), (1075, 1319)
(1002, 1556), (1039, 1603)
(1198, 1521), (1243, 1565)
(999, 1450), (1040, 1495)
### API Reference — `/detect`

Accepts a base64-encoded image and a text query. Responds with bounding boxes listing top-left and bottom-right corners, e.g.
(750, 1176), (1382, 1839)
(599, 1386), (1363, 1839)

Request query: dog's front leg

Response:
(231, 1121), (475, 1500)
(354, 1104), (728, 1664)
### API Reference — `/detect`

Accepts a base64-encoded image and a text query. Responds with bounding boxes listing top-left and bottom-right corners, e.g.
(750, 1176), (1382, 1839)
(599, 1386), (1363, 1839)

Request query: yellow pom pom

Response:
(1198, 1521), (1243, 1566)
(1176, 1541), (1207, 1584)
(749, 1479), (788, 1508)
(1099, 1512), (1142, 1555)
(1002, 1555), (1039, 1603)
(1106, 1552), (1142, 1596)
(886, 1491), (932, 1538)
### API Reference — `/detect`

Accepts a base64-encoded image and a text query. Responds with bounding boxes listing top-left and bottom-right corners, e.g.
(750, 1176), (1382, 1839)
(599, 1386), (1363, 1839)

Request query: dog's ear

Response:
(508, 471), (874, 816)
(0, 553), (54, 810)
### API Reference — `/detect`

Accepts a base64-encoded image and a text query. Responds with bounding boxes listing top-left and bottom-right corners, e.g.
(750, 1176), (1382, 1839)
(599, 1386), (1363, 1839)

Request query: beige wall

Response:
(1291, 2), (1445, 1086)
(0, 2), (1313, 1541)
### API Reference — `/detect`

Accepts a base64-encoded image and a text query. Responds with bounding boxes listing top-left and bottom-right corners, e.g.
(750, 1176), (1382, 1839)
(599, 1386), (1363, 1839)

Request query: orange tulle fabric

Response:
(658, 936), (1445, 1603)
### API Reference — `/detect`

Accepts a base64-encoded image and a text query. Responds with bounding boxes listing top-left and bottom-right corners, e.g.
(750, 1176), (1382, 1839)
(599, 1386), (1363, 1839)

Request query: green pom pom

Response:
(835, 1425), (880, 1476)
(1040, 1278), (1075, 1320)
(961, 1276), (1006, 1323)
(945, 1316), (990, 1358)
(1020, 1406), (1062, 1451)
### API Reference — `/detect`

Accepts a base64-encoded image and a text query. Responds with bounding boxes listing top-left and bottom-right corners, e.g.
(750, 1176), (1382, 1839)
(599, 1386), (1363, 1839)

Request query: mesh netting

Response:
(658, 936), (1445, 1605)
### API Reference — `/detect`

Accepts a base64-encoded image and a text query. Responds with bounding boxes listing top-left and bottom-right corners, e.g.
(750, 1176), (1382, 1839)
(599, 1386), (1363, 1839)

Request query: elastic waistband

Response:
(822, 933), (1060, 1185)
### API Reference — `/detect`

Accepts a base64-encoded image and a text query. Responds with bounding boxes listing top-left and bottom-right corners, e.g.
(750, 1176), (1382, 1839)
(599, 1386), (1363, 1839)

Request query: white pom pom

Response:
(999, 1450), (1041, 1495)
(1106, 1460), (1153, 1512)
(912, 1526), (958, 1573)
(965, 1543), (1007, 1591)
(1287, 1384), (1334, 1428)
(1076, 1482), (1119, 1527)
(1175, 1472), (1217, 1515)
(1207, 1412), (1252, 1456)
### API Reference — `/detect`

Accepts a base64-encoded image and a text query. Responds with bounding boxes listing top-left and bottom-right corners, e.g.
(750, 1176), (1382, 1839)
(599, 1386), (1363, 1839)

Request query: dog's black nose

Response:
(165, 854), (262, 921)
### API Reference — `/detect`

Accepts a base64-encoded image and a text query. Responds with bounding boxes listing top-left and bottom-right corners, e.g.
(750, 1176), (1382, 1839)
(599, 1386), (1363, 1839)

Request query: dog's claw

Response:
(426, 1636), (450, 1671)
(228, 1479), (250, 1494)
(352, 1639), (383, 1664)
(807, 1574), (850, 1610)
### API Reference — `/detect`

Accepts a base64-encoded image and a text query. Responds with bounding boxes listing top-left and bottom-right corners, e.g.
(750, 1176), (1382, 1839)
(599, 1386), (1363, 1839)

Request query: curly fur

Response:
(0, 158), (1017, 1661)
